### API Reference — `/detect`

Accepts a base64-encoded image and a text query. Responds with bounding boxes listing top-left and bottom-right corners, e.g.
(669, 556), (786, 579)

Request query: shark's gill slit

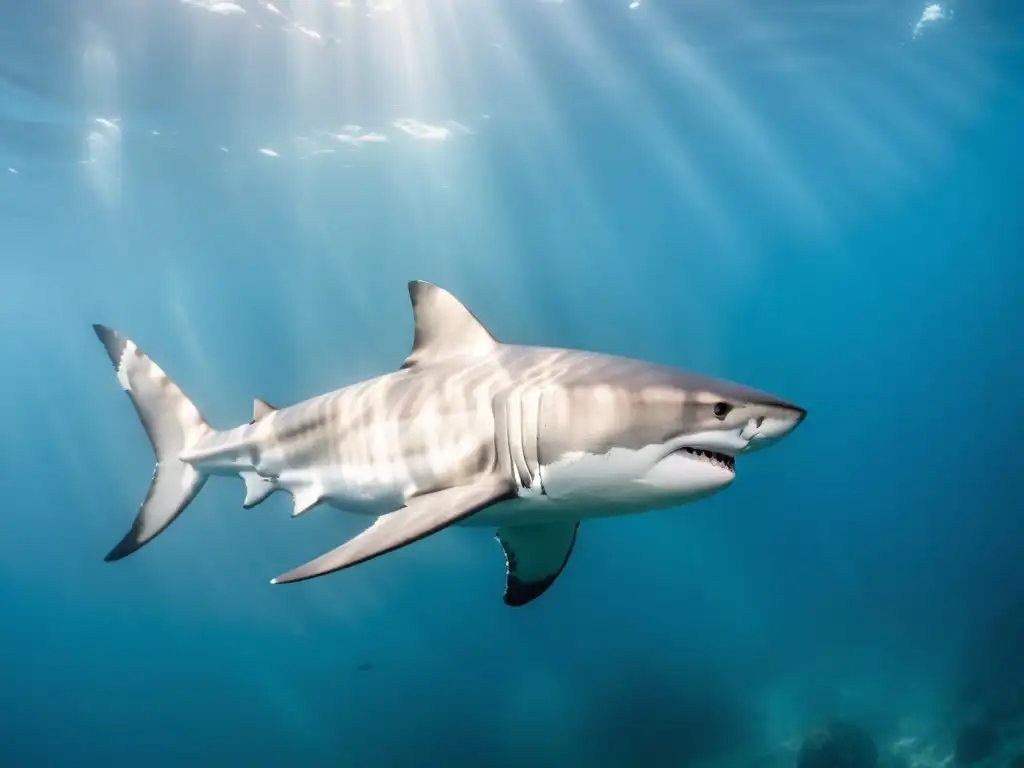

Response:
(519, 396), (529, 488)
(505, 402), (523, 491)
(535, 392), (547, 496)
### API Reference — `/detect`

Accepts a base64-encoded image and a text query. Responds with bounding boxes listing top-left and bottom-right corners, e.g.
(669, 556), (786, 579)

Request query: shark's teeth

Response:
(680, 447), (735, 472)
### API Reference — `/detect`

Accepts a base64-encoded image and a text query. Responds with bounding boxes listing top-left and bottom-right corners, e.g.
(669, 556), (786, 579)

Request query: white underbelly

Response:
(456, 495), (572, 527)
(454, 490), (688, 528)
(276, 464), (408, 517)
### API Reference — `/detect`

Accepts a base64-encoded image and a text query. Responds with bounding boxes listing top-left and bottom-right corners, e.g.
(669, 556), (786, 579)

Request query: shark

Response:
(93, 281), (807, 606)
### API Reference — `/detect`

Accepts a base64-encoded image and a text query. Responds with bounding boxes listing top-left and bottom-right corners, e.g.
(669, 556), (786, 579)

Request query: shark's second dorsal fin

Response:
(252, 398), (277, 421)
(401, 281), (498, 369)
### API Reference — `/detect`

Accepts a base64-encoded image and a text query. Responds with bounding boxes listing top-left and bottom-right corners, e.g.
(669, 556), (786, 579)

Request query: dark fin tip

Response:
(504, 575), (558, 607)
(92, 324), (127, 366)
(104, 533), (141, 562)
(92, 323), (114, 344)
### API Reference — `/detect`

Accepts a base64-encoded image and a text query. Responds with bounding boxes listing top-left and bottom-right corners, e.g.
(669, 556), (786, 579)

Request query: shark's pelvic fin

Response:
(290, 485), (323, 518)
(251, 398), (277, 422)
(270, 474), (515, 585)
(400, 281), (499, 369)
(497, 521), (580, 607)
(240, 471), (276, 509)
(93, 325), (212, 562)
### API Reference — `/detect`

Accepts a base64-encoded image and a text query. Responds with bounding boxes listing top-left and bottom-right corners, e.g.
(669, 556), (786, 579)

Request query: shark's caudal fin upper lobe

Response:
(92, 325), (212, 561)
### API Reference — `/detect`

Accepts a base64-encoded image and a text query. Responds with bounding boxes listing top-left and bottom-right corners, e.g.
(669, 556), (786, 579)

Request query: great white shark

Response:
(93, 281), (807, 606)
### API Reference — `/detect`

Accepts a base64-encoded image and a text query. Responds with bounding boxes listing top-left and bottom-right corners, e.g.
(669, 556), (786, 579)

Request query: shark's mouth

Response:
(679, 447), (736, 472)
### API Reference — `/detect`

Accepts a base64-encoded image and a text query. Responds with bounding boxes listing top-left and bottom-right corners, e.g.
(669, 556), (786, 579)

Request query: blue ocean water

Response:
(2, 0), (1022, 766)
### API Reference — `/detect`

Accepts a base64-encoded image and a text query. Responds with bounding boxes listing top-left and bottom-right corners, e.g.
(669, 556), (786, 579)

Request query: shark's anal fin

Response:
(271, 474), (515, 585)
(240, 471), (276, 509)
(400, 281), (499, 369)
(497, 521), (580, 607)
(250, 398), (277, 423)
(291, 485), (323, 518)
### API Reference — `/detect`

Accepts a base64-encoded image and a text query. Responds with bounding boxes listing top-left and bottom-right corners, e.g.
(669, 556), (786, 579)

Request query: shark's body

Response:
(94, 281), (806, 606)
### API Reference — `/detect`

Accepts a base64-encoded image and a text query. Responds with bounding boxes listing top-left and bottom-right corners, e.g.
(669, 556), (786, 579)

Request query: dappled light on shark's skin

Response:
(93, 280), (805, 607)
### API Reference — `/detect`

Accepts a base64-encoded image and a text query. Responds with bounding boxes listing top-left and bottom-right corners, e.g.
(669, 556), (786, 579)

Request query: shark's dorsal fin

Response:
(252, 398), (277, 421)
(401, 281), (498, 370)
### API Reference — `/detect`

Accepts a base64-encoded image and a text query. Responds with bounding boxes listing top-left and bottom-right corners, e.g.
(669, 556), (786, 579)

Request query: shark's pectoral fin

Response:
(270, 475), (515, 585)
(497, 521), (580, 607)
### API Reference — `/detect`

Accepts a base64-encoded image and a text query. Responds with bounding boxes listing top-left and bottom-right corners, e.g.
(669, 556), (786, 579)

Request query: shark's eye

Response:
(713, 402), (732, 420)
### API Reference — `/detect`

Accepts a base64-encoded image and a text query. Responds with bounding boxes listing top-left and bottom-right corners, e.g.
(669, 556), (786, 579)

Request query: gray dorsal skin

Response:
(92, 280), (807, 607)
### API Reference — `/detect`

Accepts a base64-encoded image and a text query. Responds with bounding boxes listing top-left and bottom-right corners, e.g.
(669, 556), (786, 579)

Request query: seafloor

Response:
(676, 592), (1024, 768)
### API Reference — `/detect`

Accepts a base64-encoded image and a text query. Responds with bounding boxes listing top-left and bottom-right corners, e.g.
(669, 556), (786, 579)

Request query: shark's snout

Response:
(742, 405), (806, 454)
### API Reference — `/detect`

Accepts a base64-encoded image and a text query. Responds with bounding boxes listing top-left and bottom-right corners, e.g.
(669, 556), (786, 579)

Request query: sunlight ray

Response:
(542, 5), (744, 253)
(705, 0), (938, 222)
(635, 5), (832, 240)
(893, 39), (1002, 124)
(463, 11), (678, 348)
(79, 32), (122, 211)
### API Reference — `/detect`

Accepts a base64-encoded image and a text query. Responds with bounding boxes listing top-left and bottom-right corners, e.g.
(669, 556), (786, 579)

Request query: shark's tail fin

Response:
(93, 324), (213, 562)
